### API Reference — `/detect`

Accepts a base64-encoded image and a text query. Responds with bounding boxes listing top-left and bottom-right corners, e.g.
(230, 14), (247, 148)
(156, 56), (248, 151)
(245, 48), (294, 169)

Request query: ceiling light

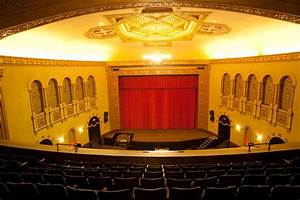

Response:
(143, 53), (172, 63)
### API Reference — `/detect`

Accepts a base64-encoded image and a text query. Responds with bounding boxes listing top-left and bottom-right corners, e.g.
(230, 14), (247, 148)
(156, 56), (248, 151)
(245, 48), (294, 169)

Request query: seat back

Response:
(6, 182), (39, 200)
(36, 183), (67, 200)
(270, 185), (300, 200)
(134, 187), (167, 200)
(193, 176), (218, 188)
(140, 177), (165, 189)
(167, 178), (192, 188)
(66, 186), (98, 200)
(169, 187), (202, 200)
(203, 186), (237, 200)
(98, 189), (132, 200)
(237, 185), (270, 200)
(114, 177), (138, 190)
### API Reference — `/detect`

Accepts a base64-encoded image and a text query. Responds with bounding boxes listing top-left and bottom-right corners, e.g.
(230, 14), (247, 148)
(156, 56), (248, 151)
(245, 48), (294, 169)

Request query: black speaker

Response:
(209, 110), (214, 122)
(104, 112), (109, 123)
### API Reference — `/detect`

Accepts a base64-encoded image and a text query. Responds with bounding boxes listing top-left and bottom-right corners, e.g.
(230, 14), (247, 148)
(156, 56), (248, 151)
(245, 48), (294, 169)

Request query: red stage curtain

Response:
(119, 75), (198, 129)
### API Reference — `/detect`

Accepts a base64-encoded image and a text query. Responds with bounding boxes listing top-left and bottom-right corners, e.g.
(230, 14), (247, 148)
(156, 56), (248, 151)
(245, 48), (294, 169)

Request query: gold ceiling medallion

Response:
(85, 8), (231, 46)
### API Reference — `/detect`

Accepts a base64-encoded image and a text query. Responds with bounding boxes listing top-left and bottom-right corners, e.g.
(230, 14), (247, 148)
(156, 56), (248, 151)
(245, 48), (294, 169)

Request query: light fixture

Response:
(78, 126), (84, 134)
(256, 134), (263, 143)
(58, 136), (64, 144)
(143, 53), (172, 63)
(235, 124), (241, 132)
(99, 22), (105, 26)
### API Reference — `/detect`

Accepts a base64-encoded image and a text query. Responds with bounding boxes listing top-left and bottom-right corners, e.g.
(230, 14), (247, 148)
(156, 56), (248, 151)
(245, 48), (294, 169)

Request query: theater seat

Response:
(169, 187), (202, 200)
(134, 187), (167, 200)
(36, 183), (68, 200)
(290, 174), (300, 185)
(167, 178), (192, 188)
(0, 183), (9, 200)
(185, 170), (206, 179)
(66, 186), (98, 200)
(242, 174), (266, 185)
(193, 176), (218, 188)
(139, 177), (165, 189)
(218, 174), (242, 186)
(144, 171), (163, 178)
(0, 172), (22, 183)
(43, 173), (66, 185)
(65, 175), (89, 189)
(270, 185), (300, 200)
(266, 174), (291, 186)
(237, 185), (270, 200)
(114, 177), (139, 190)
(88, 176), (113, 190)
(20, 173), (44, 183)
(6, 182), (39, 200)
(98, 189), (132, 200)
(202, 186), (237, 200)
(165, 171), (185, 179)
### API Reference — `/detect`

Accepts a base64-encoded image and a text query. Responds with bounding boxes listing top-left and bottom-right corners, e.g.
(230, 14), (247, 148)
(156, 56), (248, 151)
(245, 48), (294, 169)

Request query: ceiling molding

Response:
(1, 1), (300, 40)
(1, 52), (300, 67)
(0, 56), (104, 66)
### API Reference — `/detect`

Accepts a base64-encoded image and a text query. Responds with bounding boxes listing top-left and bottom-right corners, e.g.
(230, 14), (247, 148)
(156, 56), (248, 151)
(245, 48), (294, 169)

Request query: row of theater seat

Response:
(1, 172), (300, 189)
(14, 166), (300, 178)
(1, 182), (300, 200)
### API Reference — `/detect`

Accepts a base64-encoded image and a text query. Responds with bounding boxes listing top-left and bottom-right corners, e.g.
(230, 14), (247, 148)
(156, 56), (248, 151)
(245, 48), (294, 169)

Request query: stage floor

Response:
(104, 129), (215, 143)
(128, 129), (214, 143)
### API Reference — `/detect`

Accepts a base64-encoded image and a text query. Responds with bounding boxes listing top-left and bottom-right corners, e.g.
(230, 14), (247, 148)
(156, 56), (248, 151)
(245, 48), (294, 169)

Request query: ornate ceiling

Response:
(1, 0), (300, 39)
(85, 9), (230, 46)
(0, 4), (300, 61)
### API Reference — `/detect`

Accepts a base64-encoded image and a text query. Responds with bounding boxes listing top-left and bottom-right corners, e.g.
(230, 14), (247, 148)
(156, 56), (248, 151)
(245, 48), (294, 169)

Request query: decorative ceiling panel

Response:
(85, 9), (231, 46)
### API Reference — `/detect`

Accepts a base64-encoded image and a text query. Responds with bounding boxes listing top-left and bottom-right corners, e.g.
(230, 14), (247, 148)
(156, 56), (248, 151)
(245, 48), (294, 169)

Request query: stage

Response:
(103, 129), (217, 150)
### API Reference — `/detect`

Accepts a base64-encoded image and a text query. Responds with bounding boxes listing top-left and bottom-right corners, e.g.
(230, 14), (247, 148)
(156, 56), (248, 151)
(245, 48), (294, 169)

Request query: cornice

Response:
(1, 52), (300, 67)
(0, 56), (105, 66)
(209, 52), (300, 64)
(1, 1), (300, 39)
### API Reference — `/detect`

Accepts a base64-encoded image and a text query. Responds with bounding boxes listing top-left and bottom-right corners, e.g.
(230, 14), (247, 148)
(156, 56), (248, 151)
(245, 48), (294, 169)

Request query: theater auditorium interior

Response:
(0, 0), (300, 199)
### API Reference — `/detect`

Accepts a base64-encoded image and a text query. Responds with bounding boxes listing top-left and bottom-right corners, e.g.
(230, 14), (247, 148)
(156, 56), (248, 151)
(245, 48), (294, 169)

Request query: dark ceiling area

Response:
(1, 0), (300, 30)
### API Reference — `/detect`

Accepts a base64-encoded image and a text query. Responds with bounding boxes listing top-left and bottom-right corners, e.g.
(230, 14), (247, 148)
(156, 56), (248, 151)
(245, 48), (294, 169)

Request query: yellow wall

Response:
(1, 63), (110, 145)
(208, 60), (300, 146)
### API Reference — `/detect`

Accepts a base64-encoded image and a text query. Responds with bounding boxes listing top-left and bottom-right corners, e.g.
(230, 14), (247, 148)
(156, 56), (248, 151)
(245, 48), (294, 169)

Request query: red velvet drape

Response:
(119, 75), (198, 129)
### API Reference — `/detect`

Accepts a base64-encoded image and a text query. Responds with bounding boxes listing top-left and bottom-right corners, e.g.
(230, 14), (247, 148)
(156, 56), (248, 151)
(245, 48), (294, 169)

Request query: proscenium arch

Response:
(1, 1), (300, 39)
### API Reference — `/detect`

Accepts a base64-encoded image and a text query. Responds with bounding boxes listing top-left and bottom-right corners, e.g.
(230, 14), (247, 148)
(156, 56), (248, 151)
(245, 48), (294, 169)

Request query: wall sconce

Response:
(235, 124), (241, 132)
(78, 126), (84, 134)
(58, 136), (64, 144)
(256, 133), (263, 143)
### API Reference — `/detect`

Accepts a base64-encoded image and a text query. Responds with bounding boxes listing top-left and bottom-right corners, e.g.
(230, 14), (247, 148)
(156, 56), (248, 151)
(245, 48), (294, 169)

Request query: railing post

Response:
(268, 143), (271, 151)
(56, 143), (59, 151)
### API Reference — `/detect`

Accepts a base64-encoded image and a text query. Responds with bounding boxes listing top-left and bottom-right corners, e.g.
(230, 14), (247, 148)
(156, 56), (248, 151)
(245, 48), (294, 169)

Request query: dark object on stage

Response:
(104, 112), (109, 123)
(209, 110), (214, 122)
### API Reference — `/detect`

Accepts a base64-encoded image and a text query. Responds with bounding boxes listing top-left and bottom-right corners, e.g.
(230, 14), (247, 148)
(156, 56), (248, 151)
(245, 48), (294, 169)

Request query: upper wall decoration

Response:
(85, 7), (231, 47)
(220, 73), (296, 130)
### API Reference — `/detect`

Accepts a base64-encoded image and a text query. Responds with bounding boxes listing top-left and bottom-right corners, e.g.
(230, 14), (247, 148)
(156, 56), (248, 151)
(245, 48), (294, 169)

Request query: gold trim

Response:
(1, 2), (300, 39)
(1, 52), (300, 66)
(0, 56), (105, 66)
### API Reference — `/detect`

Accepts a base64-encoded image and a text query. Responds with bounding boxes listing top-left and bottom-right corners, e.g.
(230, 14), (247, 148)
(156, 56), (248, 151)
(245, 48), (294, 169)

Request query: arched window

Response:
(47, 79), (59, 108)
(261, 75), (275, 106)
(278, 76), (294, 111)
(86, 75), (96, 98)
(61, 78), (73, 105)
(222, 73), (231, 96)
(31, 80), (44, 114)
(233, 74), (244, 99)
(246, 74), (258, 102)
(75, 76), (84, 101)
